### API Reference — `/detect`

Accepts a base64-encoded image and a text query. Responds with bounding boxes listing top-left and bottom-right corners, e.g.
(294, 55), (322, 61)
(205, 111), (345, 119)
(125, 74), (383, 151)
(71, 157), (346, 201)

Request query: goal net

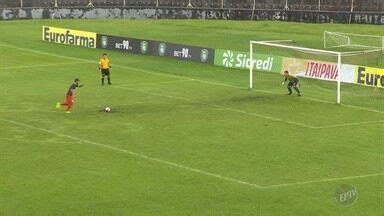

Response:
(324, 31), (384, 52)
(249, 40), (383, 108)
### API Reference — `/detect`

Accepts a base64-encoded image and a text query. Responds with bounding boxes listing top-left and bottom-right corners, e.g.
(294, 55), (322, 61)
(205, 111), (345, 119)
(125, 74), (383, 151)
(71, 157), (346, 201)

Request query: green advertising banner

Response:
(214, 49), (282, 73)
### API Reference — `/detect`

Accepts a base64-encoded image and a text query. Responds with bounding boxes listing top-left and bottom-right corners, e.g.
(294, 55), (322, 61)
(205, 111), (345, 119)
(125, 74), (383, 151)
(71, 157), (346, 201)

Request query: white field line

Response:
(195, 79), (384, 114)
(340, 103), (383, 114)
(113, 85), (317, 129)
(115, 85), (384, 129)
(1, 118), (264, 189)
(0, 44), (95, 64)
(0, 137), (79, 144)
(1, 43), (382, 114)
(0, 62), (84, 70)
(2, 118), (382, 189)
(119, 79), (195, 87)
(0, 44), (184, 80)
(264, 173), (384, 189)
(315, 120), (384, 129)
(0, 110), (58, 113)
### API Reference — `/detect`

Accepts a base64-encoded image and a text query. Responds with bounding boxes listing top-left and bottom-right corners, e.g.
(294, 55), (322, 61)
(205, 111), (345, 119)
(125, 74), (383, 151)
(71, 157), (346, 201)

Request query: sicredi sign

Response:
(214, 49), (282, 73)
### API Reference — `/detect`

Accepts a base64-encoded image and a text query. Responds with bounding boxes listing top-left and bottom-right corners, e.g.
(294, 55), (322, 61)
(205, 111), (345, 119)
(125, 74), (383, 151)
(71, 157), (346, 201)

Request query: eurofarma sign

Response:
(214, 49), (282, 73)
(42, 26), (97, 48)
(355, 66), (384, 88)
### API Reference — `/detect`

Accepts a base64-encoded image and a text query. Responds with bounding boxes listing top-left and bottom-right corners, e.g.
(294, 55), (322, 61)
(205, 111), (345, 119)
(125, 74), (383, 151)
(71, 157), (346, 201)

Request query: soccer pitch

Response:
(0, 20), (383, 215)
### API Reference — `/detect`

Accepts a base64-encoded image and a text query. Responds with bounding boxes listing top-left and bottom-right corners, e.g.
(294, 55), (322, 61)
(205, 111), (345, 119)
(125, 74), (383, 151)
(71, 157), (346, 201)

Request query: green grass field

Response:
(0, 20), (383, 215)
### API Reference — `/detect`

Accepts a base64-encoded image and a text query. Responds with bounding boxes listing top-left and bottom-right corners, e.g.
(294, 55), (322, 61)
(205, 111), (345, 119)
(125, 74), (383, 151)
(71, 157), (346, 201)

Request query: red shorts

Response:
(66, 95), (74, 106)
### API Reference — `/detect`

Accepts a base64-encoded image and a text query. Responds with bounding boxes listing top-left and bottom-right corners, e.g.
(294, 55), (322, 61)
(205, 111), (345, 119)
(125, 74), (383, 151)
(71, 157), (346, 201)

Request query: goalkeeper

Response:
(282, 70), (301, 96)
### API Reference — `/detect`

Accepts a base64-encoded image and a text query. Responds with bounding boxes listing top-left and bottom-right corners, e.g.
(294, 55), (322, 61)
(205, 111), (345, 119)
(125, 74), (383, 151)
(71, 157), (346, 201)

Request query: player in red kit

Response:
(56, 78), (83, 113)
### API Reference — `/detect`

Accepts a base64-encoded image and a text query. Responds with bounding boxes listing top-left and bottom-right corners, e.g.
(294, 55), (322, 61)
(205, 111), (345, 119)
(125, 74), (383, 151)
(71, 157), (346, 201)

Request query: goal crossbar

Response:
(251, 40), (341, 55)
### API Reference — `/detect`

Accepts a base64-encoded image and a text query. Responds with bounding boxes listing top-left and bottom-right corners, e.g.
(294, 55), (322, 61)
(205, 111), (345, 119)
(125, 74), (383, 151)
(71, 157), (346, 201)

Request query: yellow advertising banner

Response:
(355, 66), (384, 88)
(42, 26), (96, 48)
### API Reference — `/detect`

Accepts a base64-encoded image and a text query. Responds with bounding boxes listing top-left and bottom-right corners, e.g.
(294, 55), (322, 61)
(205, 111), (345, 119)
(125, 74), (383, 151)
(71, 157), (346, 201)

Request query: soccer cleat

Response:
(65, 111), (71, 114)
(56, 102), (61, 109)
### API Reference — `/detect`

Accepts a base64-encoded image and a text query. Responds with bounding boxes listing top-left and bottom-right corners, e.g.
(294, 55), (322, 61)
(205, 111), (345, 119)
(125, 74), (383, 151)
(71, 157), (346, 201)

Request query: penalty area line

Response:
(115, 85), (382, 129)
(316, 120), (384, 129)
(0, 62), (85, 70)
(0, 118), (264, 189)
(2, 119), (382, 189)
(113, 85), (317, 129)
(264, 172), (384, 189)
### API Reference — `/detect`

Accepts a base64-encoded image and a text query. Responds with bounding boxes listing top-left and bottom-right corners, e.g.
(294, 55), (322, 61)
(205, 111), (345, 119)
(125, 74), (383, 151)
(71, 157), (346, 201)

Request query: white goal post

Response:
(324, 31), (384, 52)
(250, 40), (342, 104)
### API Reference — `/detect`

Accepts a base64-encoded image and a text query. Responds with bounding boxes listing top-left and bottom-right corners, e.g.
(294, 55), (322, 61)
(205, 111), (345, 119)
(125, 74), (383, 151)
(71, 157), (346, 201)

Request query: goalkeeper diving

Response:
(282, 70), (301, 96)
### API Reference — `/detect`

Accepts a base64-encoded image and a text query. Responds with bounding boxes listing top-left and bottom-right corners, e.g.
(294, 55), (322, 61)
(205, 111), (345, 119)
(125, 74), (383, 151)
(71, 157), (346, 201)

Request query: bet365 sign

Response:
(214, 49), (281, 73)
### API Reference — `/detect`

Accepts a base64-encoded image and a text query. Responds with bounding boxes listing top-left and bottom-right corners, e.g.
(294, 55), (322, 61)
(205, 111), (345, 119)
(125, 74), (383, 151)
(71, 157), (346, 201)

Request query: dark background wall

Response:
(0, 0), (383, 12)
(1, 7), (383, 24)
(0, 0), (383, 24)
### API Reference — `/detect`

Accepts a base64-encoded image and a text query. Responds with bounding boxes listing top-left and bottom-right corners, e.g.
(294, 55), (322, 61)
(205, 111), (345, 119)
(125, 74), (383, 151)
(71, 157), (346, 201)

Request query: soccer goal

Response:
(324, 31), (384, 52)
(249, 40), (382, 105)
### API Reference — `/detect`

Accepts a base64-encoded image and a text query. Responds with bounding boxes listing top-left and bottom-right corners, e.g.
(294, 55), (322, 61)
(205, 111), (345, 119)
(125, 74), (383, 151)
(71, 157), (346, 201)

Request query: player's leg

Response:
(293, 82), (301, 96)
(101, 70), (105, 85)
(65, 96), (74, 113)
(287, 82), (293, 95)
(107, 70), (111, 85)
(56, 96), (68, 108)
(58, 101), (68, 107)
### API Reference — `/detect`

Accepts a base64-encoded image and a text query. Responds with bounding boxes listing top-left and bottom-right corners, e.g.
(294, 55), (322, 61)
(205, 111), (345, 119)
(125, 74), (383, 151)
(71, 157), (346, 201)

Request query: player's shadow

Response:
(212, 94), (283, 106)
(112, 102), (211, 115)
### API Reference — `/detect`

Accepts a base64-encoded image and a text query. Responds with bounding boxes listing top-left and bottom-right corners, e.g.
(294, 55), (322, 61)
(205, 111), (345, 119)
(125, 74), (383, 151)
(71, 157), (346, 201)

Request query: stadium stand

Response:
(0, 0), (383, 12)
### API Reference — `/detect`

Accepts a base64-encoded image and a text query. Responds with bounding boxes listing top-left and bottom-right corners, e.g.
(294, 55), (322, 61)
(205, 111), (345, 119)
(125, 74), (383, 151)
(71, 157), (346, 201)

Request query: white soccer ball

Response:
(105, 107), (111, 112)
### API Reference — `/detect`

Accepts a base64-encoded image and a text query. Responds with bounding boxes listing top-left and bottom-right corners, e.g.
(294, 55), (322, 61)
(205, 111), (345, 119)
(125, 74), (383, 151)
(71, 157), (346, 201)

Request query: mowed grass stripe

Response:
(1, 43), (383, 115)
(113, 85), (317, 129)
(1, 20), (383, 215)
(2, 118), (381, 189)
(1, 118), (264, 189)
(2, 43), (382, 129)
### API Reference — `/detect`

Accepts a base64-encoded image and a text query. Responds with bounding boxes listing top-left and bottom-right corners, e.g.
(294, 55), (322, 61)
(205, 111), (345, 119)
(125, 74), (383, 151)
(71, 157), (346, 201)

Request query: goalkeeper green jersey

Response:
(285, 75), (299, 82)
